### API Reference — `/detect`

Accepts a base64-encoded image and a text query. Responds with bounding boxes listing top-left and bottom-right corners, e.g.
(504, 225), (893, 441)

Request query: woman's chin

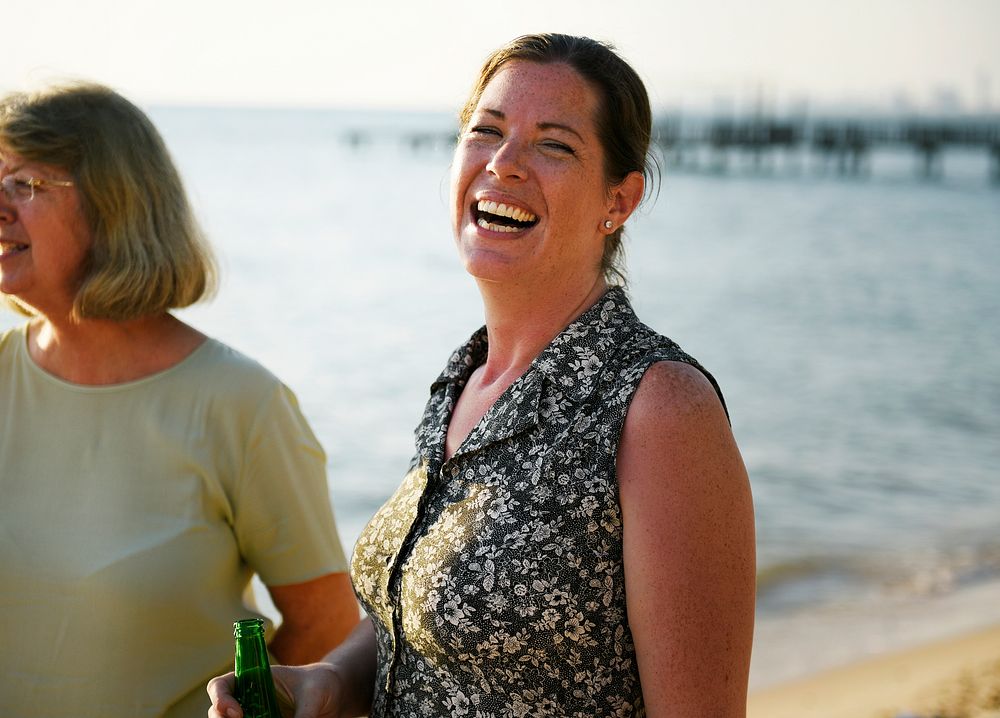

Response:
(460, 250), (526, 286)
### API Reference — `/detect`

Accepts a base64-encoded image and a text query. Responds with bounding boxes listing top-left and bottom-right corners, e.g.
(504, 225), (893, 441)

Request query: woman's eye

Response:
(542, 140), (575, 155)
(469, 125), (501, 137)
(0, 176), (32, 198)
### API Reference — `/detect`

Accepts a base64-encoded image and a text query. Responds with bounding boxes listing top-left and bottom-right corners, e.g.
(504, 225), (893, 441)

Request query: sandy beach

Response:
(747, 578), (1000, 718)
(748, 622), (1000, 718)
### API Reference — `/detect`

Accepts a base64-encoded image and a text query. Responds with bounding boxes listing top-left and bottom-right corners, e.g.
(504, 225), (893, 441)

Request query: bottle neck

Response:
(234, 618), (266, 640)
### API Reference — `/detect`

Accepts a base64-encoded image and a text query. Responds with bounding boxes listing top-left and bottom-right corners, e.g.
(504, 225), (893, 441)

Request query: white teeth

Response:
(0, 241), (27, 256)
(477, 217), (521, 233)
(476, 199), (537, 223)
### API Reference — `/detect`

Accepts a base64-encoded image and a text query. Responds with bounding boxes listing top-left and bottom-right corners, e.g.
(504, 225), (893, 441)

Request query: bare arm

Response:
(208, 617), (378, 718)
(618, 361), (756, 717)
(267, 572), (361, 665)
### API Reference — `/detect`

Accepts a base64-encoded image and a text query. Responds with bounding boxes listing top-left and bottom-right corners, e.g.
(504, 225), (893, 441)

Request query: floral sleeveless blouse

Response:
(351, 288), (725, 717)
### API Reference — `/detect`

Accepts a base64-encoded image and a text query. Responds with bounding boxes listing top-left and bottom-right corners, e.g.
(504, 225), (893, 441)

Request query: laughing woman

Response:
(210, 33), (755, 718)
(0, 83), (359, 718)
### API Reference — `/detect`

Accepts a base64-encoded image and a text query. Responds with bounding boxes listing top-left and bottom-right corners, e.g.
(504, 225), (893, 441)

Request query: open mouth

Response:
(473, 199), (539, 234)
(0, 241), (28, 257)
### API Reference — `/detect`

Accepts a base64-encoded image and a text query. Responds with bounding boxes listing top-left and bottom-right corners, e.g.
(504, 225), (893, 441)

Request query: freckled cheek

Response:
(448, 149), (479, 229)
(447, 174), (466, 234)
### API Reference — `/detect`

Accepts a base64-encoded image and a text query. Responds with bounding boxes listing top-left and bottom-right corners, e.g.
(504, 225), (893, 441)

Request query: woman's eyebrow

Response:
(537, 122), (583, 142)
(479, 108), (584, 142)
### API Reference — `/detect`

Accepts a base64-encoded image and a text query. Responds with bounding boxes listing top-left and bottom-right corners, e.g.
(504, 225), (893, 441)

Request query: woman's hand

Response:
(207, 663), (344, 718)
(208, 618), (377, 718)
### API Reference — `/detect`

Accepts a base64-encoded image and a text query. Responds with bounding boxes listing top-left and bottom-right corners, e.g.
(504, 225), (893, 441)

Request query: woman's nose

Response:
(486, 139), (527, 182)
(0, 197), (16, 223)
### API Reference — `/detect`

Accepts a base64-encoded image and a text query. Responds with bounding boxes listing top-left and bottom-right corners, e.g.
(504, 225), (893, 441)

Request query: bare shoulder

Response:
(617, 358), (748, 512)
(620, 360), (731, 465)
(628, 359), (723, 419)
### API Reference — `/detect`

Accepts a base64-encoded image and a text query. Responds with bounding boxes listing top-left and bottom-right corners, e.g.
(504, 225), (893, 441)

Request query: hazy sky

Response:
(8, 0), (1000, 114)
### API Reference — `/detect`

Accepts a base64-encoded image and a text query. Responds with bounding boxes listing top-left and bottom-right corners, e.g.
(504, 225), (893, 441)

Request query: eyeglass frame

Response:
(1, 174), (75, 203)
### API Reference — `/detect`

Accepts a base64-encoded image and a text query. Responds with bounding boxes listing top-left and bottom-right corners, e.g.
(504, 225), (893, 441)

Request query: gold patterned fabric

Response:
(352, 288), (725, 717)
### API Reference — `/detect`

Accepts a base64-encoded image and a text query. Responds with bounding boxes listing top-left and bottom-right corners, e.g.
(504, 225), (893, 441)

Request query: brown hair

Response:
(460, 34), (656, 284)
(0, 82), (216, 320)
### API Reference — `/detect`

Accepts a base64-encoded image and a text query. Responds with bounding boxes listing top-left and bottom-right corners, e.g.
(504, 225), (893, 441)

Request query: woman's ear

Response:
(606, 171), (645, 230)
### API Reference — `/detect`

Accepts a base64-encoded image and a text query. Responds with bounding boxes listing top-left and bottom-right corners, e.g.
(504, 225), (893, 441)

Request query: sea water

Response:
(4, 106), (998, 687)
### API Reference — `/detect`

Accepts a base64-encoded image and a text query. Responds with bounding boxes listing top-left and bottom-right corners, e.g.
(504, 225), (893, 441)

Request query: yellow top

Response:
(0, 324), (348, 718)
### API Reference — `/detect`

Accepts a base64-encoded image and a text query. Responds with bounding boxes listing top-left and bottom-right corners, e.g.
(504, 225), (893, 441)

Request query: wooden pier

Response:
(654, 115), (1000, 182)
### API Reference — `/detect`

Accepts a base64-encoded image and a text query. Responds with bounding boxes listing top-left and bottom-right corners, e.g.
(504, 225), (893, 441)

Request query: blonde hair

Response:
(0, 82), (216, 320)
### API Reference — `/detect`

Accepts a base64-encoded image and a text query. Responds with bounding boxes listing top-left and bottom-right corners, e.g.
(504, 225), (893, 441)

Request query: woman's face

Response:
(450, 60), (613, 291)
(0, 150), (92, 316)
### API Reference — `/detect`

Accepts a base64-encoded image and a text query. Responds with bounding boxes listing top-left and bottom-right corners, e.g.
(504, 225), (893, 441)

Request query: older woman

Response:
(210, 33), (755, 718)
(0, 83), (359, 718)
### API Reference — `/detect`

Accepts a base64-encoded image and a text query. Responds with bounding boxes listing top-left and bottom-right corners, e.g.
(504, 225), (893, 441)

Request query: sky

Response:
(7, 0), (1000, 115)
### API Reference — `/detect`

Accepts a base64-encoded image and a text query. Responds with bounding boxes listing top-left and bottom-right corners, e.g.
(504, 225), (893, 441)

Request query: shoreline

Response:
(748, 576), (1000, 717)
(750, 576), (1000, 689)
(747, 622), (1000, 718)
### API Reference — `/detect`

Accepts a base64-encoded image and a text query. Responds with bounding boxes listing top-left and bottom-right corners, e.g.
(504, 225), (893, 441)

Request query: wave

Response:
(756, 540), (1000, 615)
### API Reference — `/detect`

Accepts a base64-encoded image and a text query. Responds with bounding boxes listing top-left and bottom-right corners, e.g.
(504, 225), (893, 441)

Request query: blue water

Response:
(4, 106), (999, 620)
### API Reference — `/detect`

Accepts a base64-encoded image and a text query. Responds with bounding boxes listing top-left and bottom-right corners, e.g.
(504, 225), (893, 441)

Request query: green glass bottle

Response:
(233, 618), (283, 718)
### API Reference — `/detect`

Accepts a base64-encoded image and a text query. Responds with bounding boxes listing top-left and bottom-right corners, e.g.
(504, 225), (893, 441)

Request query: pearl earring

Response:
(604, 220), (613, 230)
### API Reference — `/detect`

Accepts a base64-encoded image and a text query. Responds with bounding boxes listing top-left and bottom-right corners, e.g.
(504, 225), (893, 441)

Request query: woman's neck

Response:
(475, 275), (608, 384)
(27, 312), (205, 385)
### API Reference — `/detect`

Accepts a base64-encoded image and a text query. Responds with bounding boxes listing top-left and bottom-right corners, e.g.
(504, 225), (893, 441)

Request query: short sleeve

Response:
(231, 382), (348, 586)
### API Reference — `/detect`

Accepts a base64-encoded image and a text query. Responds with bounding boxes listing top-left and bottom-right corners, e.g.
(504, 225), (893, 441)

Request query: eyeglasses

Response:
(0, 175), (75, 203)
